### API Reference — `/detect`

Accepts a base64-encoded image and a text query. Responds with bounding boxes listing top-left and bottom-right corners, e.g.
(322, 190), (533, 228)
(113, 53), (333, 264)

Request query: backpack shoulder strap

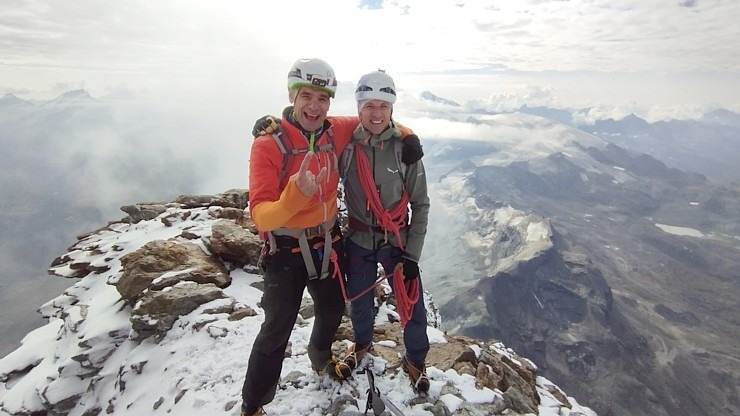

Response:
(272, 128), (337, 185)
(341, 141), (355, 178)
(314, 128), (335, 152)
(343, 138), (406, 182)
(271, 131), (308, 184)
(394, 138), (407, 182)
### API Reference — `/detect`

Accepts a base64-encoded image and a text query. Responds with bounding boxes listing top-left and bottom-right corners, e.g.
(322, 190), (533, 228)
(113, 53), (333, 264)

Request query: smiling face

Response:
(290, 86), (331, 132)
(359, 99), (392, 135)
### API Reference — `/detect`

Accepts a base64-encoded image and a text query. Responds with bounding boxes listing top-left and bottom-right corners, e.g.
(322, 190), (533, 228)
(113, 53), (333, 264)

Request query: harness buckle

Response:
(304, 223), (328, 238)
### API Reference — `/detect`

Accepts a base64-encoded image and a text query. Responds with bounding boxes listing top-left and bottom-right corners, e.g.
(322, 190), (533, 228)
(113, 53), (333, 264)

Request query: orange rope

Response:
(354, 146), (409, 251)
(329, 248), (343, 281)
(332, 249), (419, 326)
(341, 145), (419, 326)
(332, 249), (386, 302)
(392, 263), (419, 328)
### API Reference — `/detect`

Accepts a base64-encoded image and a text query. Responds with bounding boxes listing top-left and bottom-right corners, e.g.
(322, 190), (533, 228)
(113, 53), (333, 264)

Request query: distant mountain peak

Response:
(0, 92), (29, 107)
(703, 108), (740, 127)
(621, 113), (647, 123)
(54, 89), (94, 102)
(420, 90), (460, 107)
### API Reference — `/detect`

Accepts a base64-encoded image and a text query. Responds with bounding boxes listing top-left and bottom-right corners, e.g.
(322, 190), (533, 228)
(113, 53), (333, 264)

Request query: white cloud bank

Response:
(1, 0), (738, 116)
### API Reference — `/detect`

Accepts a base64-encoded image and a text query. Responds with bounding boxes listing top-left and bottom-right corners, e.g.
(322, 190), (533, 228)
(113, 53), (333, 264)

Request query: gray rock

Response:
(115, 240), (230, 304)
(130, 282), (229, 341)
(209, 219), (262, 265)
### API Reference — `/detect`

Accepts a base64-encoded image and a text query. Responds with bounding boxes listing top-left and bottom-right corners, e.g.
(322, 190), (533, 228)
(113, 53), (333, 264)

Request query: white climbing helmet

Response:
(287, 58), (337, 98)
(355, 70), (397, 104)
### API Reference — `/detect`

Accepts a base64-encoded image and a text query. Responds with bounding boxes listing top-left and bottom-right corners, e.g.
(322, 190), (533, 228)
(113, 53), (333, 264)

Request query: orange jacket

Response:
(249, 115), (358, 232)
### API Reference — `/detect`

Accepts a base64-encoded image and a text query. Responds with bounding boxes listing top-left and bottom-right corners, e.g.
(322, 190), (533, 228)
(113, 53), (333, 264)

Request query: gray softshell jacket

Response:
(341, 121), (430, 262)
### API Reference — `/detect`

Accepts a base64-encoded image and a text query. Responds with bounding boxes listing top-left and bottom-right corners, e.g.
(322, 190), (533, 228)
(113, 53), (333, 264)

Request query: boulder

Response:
(115, 240), (230, 304)
(209, 219), (262, 266)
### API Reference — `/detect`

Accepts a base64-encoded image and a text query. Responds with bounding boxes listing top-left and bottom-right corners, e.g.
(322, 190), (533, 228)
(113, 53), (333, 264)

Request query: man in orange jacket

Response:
(240, 58), (422, 416)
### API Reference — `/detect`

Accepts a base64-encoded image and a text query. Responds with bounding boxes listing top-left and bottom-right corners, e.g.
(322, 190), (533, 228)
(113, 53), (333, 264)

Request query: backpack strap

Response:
(341, 141), (355, 179)
(271, 131), (308, 187)
(393, 137), (407, 182)
(272, 129), (336, 184)
(343, 135), (406, 182)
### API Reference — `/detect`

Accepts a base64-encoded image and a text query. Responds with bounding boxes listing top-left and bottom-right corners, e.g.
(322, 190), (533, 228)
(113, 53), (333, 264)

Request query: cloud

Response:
(460, 85), (558, 112)
(1, 1), (739, 131)
(454, 0), (740, 72)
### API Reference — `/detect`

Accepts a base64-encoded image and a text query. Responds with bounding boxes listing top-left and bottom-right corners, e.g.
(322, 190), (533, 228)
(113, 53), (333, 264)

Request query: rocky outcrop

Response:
(0, 190), (593, 416)
(115, 240), (231, 303)
(48, 189), (259, 343)
(209, 219), (262, 266)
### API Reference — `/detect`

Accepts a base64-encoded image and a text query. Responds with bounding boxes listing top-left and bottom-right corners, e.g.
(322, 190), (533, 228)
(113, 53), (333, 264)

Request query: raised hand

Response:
(293, 152), (327, 197)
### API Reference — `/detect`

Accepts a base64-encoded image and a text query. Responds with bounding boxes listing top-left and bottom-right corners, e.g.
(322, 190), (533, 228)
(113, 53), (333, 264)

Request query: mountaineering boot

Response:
(307, 343), (351, 380)
(314, 357), (352, 380)
(342, 342), (371, 370)
(401, 355), (430, 393)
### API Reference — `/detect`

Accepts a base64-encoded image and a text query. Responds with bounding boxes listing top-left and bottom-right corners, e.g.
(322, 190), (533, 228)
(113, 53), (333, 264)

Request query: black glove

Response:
(401, 257), (420, 282)
(252, 115), (280, 137)
(401, 134), (424, 165)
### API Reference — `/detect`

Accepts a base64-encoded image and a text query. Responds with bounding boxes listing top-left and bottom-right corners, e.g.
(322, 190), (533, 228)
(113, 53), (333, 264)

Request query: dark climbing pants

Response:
(241, 238), (345, 414)
(345, 239), (429, 365)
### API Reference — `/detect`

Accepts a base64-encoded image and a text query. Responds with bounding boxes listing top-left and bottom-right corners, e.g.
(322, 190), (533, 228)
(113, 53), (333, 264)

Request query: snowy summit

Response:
(0, 191), (594, 416)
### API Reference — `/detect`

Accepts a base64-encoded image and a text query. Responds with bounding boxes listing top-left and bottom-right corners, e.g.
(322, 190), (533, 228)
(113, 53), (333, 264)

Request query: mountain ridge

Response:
(420, 113), (740, 415)
(0, 191), (594, 416)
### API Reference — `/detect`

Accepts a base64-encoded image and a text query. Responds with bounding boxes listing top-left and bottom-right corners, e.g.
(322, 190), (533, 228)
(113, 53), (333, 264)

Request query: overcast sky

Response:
(2, 0), (739, 120)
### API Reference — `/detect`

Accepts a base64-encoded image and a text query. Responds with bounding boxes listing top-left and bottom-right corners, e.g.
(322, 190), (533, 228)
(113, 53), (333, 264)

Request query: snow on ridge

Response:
(0, 201), (594, 416)
(438, 173), (554, 277)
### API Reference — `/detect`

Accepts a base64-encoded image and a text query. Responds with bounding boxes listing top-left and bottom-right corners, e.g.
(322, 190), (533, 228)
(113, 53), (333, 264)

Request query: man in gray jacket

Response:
(340, 70), (431, 392)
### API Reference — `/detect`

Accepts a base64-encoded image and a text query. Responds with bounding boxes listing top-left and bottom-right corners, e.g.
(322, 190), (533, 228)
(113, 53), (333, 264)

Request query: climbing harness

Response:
(266, 217), (337, 280)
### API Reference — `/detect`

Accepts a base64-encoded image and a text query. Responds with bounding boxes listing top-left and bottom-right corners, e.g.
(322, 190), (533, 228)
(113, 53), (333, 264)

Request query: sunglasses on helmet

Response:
(355, 85), (396, 96)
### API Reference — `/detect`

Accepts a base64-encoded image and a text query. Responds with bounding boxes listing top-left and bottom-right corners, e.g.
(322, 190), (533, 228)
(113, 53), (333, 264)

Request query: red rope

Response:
(338, 145), (419, 327)
(332, 249), (385, 302)
(330, 249), (343, 281)
(331, 249), (419, 328)
(392, 263), (419, 328)
(354, 146), (409, 251)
